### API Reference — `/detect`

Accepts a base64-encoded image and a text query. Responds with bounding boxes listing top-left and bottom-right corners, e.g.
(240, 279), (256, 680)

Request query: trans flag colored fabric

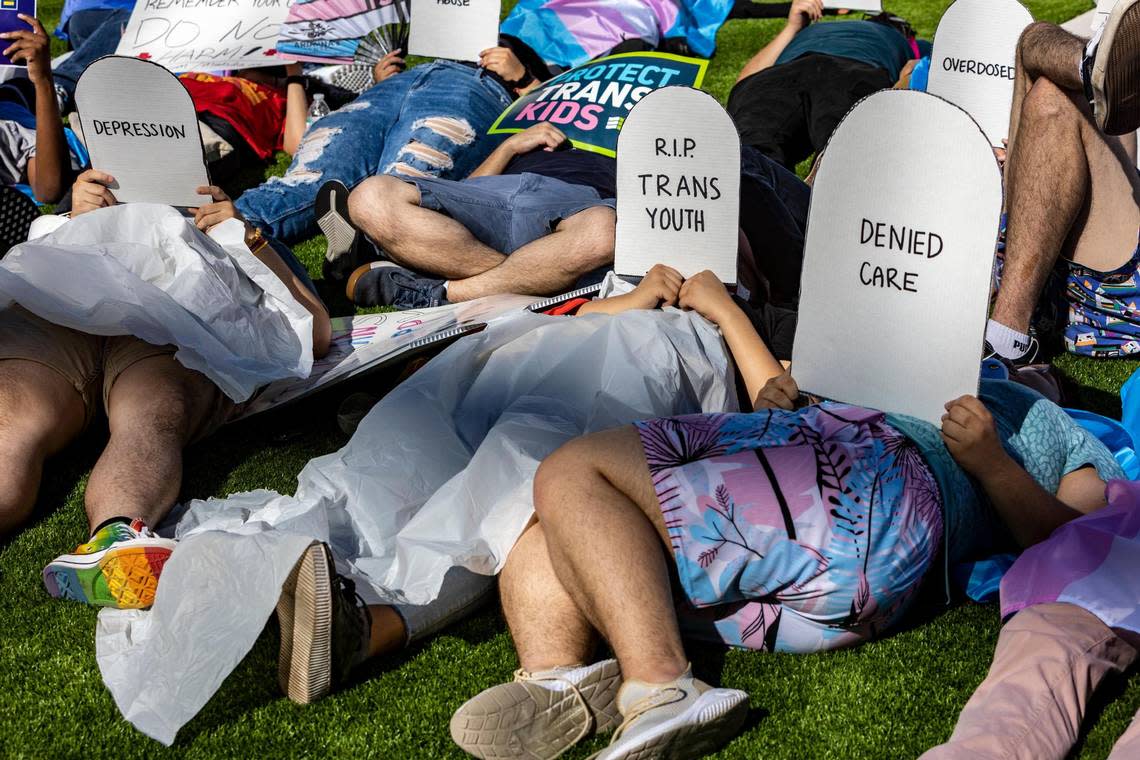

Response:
(499, 0), (734, 68)
(1001, 479), (1140, 635)
(277, 0), (408, 65)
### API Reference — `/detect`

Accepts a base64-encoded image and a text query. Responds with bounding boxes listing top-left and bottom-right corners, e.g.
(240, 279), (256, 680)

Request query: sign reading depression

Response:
(114, 0), (291, 72)
(488, 52), (708, 157)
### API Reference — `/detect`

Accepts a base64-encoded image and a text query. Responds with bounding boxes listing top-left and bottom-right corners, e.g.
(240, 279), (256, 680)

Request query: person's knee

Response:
(561, 207), (616, 270)
(1022, 76), (1080, 124)
(106, 368), (205, 444)
(1018, 21), (1055, 59)
(348, 175), (418, 240)
(533, 437), (598, 520)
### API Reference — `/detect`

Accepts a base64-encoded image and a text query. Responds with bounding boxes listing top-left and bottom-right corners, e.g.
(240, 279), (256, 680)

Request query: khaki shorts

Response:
(0, 306), (236, 441)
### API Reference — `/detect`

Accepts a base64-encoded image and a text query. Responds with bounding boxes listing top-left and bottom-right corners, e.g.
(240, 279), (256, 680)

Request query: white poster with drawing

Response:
(927, 0), (1033, 147)
(791, 90), (1002, 425)
(408, 0), (499, 62)
(614, 86), (740, 282)
(114, 0), (291, 72)
(75, 56), (211, 207)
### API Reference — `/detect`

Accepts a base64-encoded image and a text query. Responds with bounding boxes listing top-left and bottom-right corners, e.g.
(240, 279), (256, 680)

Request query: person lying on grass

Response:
(0, 167), (331, 609)
(446, 276), (1125, 760)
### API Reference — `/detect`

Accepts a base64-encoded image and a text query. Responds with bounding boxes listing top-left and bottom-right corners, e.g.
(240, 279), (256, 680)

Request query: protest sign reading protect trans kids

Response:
(488, 52), (708, 157)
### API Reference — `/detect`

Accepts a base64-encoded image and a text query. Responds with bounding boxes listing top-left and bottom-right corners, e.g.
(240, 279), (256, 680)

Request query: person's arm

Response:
(941, 395), (1108, 548)
(469, 122), (567, 178)
(736, 0), (823, 83)
(282, 63), (310, 156)
(479, 46), (543, 99)
(676, 270), (785, 407)
(192, 185), (332, 357)
(70, 168), (119, 215)
(3, 15), (67, 202)
(576, 264), (683, 315)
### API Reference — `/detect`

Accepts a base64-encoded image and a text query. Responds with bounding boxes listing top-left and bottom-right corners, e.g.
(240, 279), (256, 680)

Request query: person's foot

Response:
(982, 334), (1039, 367)
(42, 519), (176, 609)
(346, 261), (448, 309)
(450, 659), (623, 759)
(592, 668), (749, 760)
(1082, 0), (1140, 135)
(276, 541), (372, 704)
(0, 185), (40, 253)
(316, 179), (365, 282)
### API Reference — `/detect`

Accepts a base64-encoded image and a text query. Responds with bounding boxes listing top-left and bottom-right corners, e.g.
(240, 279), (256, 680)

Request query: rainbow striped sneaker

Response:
(42, 519), (176, 609)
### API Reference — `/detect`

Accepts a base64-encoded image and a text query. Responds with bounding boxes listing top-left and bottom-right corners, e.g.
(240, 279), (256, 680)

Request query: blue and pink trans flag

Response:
(276, 0), (407, 65)
(500, 0), (734, 68)
(1001, 478), (1140, 634)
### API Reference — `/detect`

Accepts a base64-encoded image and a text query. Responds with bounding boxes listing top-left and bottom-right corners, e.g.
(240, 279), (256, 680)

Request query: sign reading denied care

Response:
(614, 87), (739, 282)
(927, 0), (1033, 147)
(791, 90), (1002, 425)
(76, 56), (211, 207)
(408, 0), (499, 62)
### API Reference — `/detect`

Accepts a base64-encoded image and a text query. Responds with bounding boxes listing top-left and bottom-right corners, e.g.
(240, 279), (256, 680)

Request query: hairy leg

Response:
(1008, 23), (1085, 168)
(348, 175), (505, 279)
(993, 78), (1140, 333)
(85, 355), (226, 530)
(0, 360), (86, 535)
(445, 207), (616, 302)
(532, 426), (687, 683)
(501, 520), (597, 671)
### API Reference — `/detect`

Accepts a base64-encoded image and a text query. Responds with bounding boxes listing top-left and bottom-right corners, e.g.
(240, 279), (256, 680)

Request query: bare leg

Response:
(992, 78), (1140, 333)
(445, 207), (616, 302)
(0, 360), (86, 535)
(501, 520), (597, 671)
(85, 355), (227, 530)
(532, 426), (687, 684)
(348, 175), (505, 279)
(1007, 23), (1085, 169)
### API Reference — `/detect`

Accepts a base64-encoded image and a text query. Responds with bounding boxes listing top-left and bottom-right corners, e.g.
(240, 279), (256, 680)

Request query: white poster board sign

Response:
(927, 0), (1033, 147)
(822, 0), (882, 11)
(76, 57), (211, 208)
(114, 0), (291, 72)
(408, 0), (499, 62)
(791, 90), (1002, 425)
(615, 87), (740, 282)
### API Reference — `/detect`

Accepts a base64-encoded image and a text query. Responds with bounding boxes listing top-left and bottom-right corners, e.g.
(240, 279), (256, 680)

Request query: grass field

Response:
(4, 0), (1140, 757)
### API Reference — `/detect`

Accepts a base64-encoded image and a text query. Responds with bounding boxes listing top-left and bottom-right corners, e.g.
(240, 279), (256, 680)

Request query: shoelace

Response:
(608, 686), (687, 744)
(335, 574), (372, 641)
(511, 667), (595, 745)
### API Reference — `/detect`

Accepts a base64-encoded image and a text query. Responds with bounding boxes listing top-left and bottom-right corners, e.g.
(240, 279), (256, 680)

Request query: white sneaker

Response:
(591, 668), (749, 760)
(1082, 0), (1140, 134)
(450, 659), (623, 759)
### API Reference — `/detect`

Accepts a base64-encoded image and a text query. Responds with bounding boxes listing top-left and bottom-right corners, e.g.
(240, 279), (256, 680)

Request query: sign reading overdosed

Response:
(927, 0), (1033, 147)
(0, 0), (36, 68)
(614, 87), (739, 282)
(114, 0), (290, 72)
(791, 90), (1002, 425)
(76, 56), (211, 207)
(407, 0), (498, 62)
(489, 52), (708, 157)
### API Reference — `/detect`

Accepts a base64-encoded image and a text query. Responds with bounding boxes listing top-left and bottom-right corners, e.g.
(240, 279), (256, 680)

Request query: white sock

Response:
(443, 281), (452, 298)
(986, 319), (1031, 359)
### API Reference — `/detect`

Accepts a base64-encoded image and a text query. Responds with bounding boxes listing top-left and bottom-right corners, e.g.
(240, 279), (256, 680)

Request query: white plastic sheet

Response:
(96, 297), (737, 744)
(0, 204), (313, 402)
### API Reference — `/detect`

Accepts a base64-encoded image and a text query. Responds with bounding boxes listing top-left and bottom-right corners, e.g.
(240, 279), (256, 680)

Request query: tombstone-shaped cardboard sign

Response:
(114, 0), (290, 72)
(926, 0), (1033, 147)
(407, 0), (499, 62)
(790, 90), (1001, 425)
(822, 0), (882, 11)
(614, 87), (740, 282)
(76, 57), (211, 208)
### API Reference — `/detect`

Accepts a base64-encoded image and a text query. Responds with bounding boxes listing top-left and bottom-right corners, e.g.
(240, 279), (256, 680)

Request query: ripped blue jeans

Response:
(235, 61), (513, 243)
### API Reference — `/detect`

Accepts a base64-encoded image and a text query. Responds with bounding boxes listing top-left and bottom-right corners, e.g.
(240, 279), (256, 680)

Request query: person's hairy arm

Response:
(469, 123), (567, 178)
(4, 16), (67, 202)
(736, 0), (823, 83)
(941, 395), (1108, 548)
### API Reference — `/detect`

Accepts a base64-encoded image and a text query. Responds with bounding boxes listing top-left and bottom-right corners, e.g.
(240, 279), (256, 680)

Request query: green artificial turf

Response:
(6, 0), (1140, 757)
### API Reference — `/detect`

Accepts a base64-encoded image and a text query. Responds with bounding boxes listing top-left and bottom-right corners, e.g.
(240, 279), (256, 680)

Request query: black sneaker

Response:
(982, 333), (1040, 368)
(346, 261), (449, 310)
(1082, 0), (1140, 135)
(1, 185), (40, 255)
(276, 541), (372, 704)
(316, 180), (368, 282)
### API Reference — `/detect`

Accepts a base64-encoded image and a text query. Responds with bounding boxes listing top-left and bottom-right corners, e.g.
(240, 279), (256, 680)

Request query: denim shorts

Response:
(407, 172), (616, 255)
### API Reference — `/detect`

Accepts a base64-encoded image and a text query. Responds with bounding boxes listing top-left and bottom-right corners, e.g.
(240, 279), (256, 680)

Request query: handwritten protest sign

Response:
(489, 52), (708, 157)
(114, 0), (290, 72)
(407, 0), (498, 62)
(614, 87), (739, 282)
(0, 0), (35, 68)
(822, 0), (882, 11)
(927, 0), (1033, 147)
(76, 56), (210, 207)
(791, 90), (1002, 425)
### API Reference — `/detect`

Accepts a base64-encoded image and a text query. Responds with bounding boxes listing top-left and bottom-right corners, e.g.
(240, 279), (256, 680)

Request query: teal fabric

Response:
(775, 20), (921, 81)
(887, 379), (1124, 567)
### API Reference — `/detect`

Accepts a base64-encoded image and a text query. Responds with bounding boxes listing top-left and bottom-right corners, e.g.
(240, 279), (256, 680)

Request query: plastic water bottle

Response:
(306, 93), (330, 130)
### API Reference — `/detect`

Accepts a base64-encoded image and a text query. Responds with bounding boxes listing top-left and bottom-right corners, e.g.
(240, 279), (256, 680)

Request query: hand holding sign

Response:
(790, 89), (1002, 425)
(76, 56), (211, 208)
(408, 0), (499, 62)
(0, 10), (44, 71)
